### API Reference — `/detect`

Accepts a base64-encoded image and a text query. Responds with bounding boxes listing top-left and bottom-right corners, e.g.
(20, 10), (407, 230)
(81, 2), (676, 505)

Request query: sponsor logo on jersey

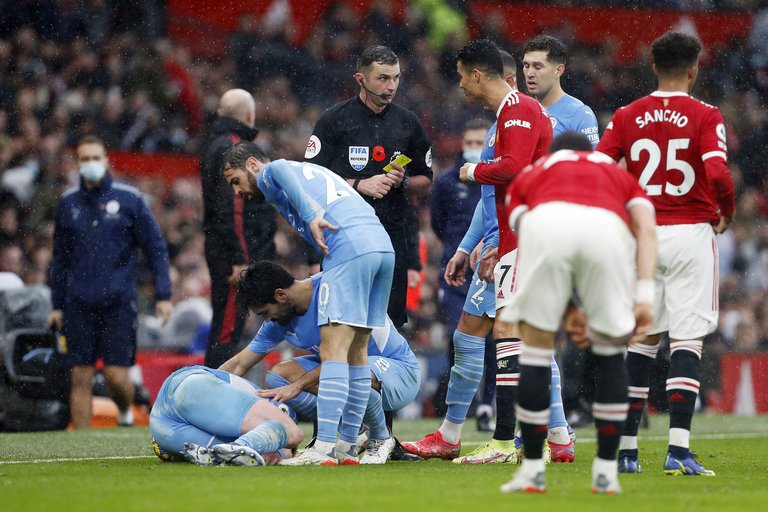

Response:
(504, 119), (531, 129)
(304, 135), (321, 159)
(348, 146), (369, 171)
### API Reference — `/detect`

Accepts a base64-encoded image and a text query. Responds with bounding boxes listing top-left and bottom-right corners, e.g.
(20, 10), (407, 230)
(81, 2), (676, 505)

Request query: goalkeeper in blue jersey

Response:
(220, 261), (421, 465)
(222, 142), (395, 466)
(149, 365), (304, 466)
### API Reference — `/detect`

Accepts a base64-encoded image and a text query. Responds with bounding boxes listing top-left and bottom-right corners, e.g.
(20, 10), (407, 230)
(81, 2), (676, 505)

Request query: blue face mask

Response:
(462, 148), (482, 164)
(79, 161), (107, 182)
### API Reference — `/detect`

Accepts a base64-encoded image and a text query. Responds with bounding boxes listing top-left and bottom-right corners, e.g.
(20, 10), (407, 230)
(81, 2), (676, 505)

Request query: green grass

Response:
(1, 414), (767, 512)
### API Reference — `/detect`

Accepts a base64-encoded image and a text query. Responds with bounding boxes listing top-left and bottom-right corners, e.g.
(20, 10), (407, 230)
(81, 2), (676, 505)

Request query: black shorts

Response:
(63, 300), (138, 367)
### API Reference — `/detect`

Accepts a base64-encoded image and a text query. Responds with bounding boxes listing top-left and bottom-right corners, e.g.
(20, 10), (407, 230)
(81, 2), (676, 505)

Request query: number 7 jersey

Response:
(597, 91), (734, 226)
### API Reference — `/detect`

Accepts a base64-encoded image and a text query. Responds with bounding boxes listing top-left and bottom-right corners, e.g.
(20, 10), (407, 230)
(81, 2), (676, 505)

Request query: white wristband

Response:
(466, 163), (477, 182)
(635, 279), (655, 305)
(456, 247), (471, 256)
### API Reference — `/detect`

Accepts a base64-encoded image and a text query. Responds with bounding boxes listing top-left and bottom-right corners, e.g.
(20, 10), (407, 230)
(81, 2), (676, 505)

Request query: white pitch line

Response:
(461, 431), (767, 447)
(0, 455), (155, 465)
(1, 432), (766, 465)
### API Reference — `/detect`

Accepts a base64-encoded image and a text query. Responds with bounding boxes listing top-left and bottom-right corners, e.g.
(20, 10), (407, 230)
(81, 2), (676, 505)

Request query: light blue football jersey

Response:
(547, 94), (599, 147)
(460, 122), (500, 252)
(257, 159), (394, 268)
(247, 273), (418, 368)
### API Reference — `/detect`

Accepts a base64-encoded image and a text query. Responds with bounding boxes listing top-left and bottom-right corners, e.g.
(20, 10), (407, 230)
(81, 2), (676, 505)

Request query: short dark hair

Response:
(457, 39), (503, 77)
(77, 135), (106, 149)
(237, 261), (296, 312)
(549, 132), (593, 153)
(652, 31), (702, 75)
(499, 50), (517, 76)
(222, 141), (270, 172)
(523, 34), (568, 65)
(464, 118), (491, 133)
(357, 45), (398, 72)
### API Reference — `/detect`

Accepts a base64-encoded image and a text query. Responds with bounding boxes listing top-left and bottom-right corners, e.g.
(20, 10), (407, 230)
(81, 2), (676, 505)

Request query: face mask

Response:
(79, 161), (107, 182)
(462, 148), (482, 164)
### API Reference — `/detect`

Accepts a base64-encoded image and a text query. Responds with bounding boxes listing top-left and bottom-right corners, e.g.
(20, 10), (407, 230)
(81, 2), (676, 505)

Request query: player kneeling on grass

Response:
(220, 261), (421, 465)
(498, 132), (657, 494)
(149, 365), (304, 466)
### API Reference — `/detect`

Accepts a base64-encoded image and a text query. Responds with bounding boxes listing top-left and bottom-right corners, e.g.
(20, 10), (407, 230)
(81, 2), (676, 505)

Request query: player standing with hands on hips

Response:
(596, 31), (735, 477)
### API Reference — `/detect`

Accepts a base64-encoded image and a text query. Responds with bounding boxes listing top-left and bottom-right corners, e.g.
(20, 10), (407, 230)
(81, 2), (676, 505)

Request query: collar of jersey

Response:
(496, 90), (517, 118)
(355, 95), (391, 117)
(650, 91), (689, 98)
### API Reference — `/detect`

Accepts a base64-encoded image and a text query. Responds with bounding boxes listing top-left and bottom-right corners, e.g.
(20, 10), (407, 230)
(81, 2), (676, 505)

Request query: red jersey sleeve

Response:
(505, 165), (535, 231)
(595, 108), (625, 162)
(472, 95), (545, 186)
(699, 108), (735, 217)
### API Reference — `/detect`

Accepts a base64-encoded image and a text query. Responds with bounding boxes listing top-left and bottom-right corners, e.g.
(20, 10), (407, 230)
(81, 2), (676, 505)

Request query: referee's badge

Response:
(348, 146), (369, 171)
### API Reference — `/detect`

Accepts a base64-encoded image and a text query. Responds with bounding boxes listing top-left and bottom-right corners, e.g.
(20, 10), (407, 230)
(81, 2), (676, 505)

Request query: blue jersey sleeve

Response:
(247, 321), (288, 355)
(480, 185), (499, 248)
(458, 201), (484, 253)
(260, 160), (323, 223)
(574, 108), (600, 148)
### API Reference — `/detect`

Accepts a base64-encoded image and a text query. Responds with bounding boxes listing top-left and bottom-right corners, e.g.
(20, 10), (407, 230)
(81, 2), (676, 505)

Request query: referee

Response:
(304, 44), (433, 331)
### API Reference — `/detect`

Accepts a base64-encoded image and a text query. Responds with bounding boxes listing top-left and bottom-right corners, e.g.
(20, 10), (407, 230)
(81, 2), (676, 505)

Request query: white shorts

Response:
(494, 248), (519, 311)
(501, 202), (636, 339)
(650, 223), (718, 339)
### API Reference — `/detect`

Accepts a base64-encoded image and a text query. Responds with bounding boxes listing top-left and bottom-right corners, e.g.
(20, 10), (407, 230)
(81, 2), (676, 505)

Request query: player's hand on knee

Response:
(564, 306), (588, 348)
(631, 303), (654, 343)
(309, 218), (337, 256)
(257, 383), (301, 402)
(445, 250), (469, 286)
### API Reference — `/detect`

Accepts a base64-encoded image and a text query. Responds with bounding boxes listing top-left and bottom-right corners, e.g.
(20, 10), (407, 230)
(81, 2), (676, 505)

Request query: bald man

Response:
(200, 89), (277, 367)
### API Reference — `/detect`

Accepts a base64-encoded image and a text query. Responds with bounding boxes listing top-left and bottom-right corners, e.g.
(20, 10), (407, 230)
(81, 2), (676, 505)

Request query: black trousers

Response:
(387, 227), (409, 329)
(204, 249), (245, 368)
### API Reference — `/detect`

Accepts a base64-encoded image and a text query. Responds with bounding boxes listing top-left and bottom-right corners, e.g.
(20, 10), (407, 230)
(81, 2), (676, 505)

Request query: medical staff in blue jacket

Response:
(49, 135), (172, 429)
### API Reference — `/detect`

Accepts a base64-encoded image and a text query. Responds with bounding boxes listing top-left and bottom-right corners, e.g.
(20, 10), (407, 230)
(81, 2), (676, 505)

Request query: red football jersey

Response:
(597, 91), (734, 226)
(505, 150), (652, 230)
(471, 90), (553, 255)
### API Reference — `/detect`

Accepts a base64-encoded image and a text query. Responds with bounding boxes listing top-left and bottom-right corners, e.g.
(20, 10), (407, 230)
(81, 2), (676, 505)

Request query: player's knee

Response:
(266, 369), (291, 388)
(284, 420), (305, 447)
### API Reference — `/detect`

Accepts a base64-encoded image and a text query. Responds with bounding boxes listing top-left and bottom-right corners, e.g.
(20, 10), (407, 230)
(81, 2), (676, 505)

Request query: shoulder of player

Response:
(557, 95), (597, 119)
(110, 181), (147, 204)
(388, 102), (425, 126)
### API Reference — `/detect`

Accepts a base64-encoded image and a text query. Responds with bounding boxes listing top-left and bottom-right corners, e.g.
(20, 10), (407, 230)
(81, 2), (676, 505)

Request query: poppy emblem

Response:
(372, 146), (386, 162)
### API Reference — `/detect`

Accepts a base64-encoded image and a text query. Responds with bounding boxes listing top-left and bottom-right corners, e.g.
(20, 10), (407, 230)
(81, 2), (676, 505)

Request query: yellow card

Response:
(383, 154), (412, 172)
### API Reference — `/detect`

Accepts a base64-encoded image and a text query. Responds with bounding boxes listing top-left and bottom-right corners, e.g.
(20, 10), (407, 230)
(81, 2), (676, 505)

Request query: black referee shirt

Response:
(304, 96), (433, 230)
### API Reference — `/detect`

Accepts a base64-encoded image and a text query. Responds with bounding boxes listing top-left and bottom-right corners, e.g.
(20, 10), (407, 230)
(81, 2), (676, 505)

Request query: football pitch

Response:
(2, 414), (767, 512)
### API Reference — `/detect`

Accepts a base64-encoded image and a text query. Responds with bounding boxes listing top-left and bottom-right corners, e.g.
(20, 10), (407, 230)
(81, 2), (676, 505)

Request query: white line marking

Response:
(0, 455), (155, 465)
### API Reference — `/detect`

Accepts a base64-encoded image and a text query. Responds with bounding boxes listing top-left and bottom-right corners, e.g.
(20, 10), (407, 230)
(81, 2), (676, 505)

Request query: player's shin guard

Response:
(493, 339), (521, 441)
(236, 420), (289, 454)
(316, 361), (349, 446)
(548, 358), (568, 430)
(619, 341), (659, 455)
(445, 330), (486, 426)
(364, 389), (390, 440)
(666, 340), (703, 458)
(339, 365), (371, 444)
(516, 345), (553, 459)
(592, 347), (629, 461)
(266, 371), (317, 420)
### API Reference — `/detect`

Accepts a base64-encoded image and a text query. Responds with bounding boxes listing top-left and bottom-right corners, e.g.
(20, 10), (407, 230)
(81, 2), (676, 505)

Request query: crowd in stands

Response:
(0, 2), (766, 380)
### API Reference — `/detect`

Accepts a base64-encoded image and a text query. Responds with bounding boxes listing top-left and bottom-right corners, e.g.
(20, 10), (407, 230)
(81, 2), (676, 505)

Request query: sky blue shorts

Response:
(149, 366), (259, 455)
(318, 251), (395, 329)
(294, 354), (420, 412)
(462, 250), (497, 319)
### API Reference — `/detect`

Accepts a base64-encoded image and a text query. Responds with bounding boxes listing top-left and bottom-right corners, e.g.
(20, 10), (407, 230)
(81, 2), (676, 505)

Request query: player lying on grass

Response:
(220, 261), (421, 465)
(149, 365), (304, 466)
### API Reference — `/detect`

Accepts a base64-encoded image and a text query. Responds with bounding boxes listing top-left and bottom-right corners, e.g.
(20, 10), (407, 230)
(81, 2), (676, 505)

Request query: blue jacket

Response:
(430, 158), (481, 292)
(50, 173), (171, 309)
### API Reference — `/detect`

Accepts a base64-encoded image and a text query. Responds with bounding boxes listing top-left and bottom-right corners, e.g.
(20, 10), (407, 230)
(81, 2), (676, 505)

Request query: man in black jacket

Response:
(200, 89), (276, 368)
